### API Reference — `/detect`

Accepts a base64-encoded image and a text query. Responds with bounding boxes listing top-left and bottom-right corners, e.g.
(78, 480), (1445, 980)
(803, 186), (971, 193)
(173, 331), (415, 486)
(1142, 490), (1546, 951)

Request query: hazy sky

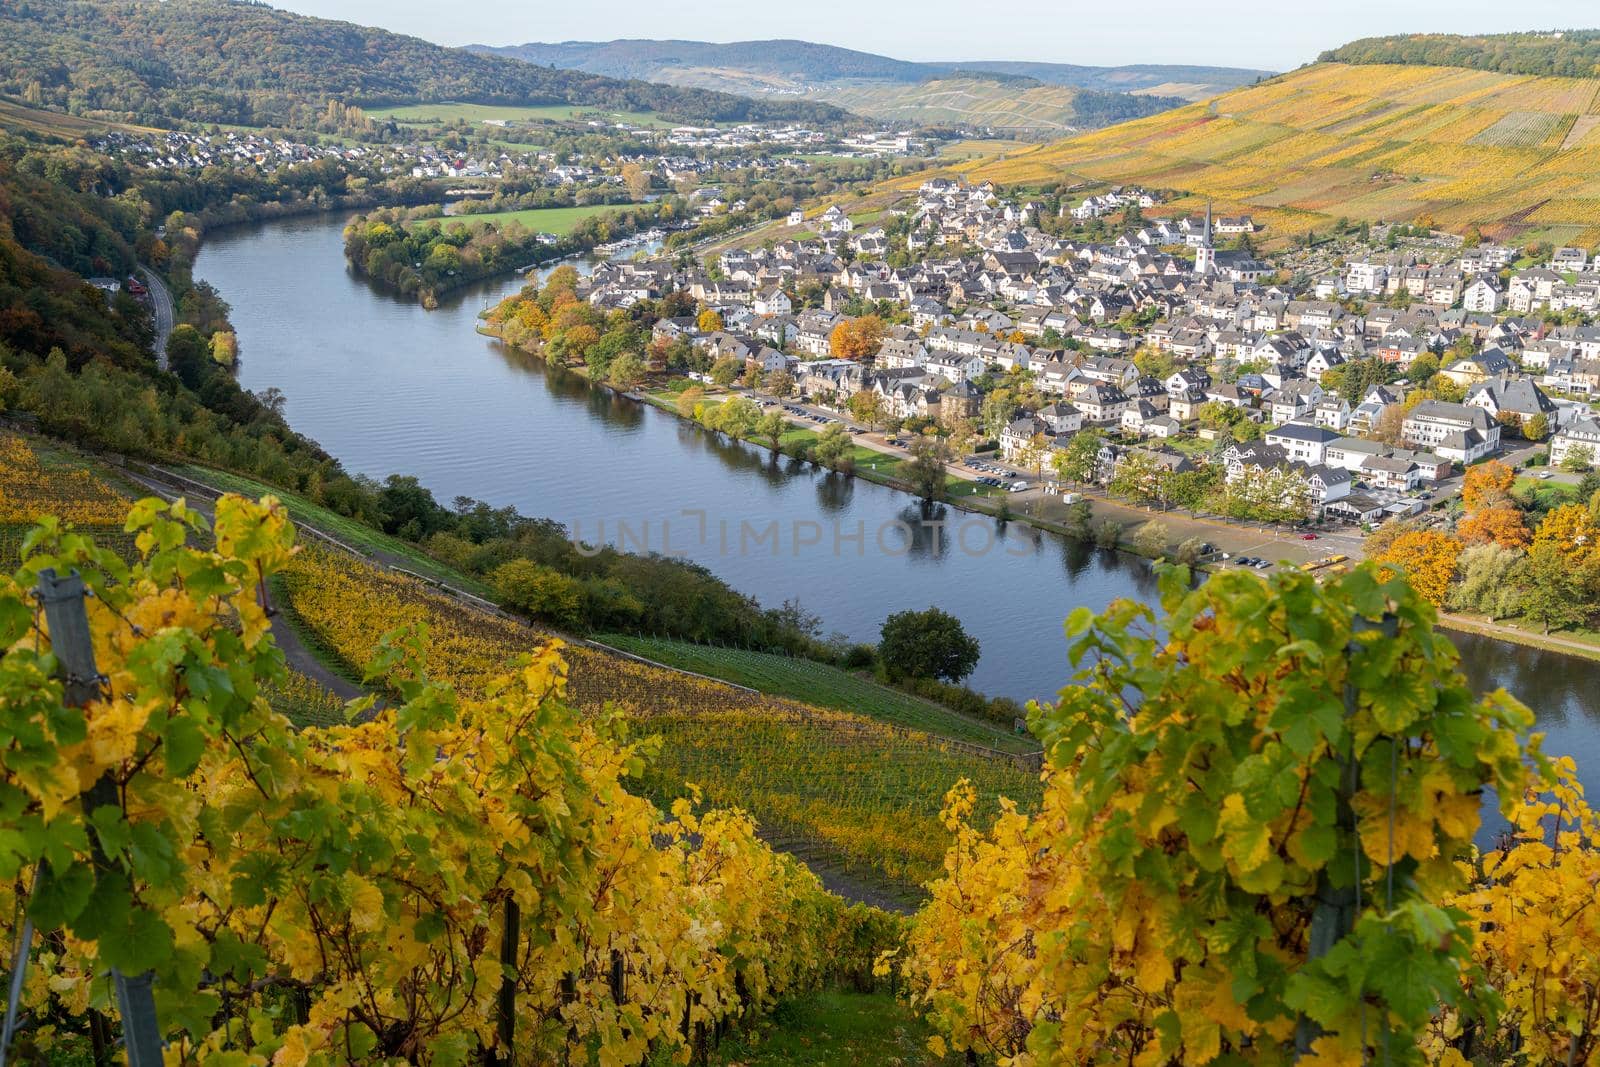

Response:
(273, 0), (1585, 70)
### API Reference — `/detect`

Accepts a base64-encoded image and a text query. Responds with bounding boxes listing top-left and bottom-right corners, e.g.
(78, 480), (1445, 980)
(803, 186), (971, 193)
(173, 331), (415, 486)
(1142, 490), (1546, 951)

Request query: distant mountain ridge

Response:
(471, 39), (1273, 102)
(0, 2), (849, 128)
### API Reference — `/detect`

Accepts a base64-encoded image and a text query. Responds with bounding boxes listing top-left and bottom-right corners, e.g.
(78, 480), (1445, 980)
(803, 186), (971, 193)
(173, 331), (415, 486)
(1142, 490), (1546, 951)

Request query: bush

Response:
(903, 675), (1025, 728)
(1174, 536), (1206, 565)
(840, 643), (877, 670)
(490, 558), (584, 629)
(1093, 518), (1122, 549)
(1131, 520), (1169, 557)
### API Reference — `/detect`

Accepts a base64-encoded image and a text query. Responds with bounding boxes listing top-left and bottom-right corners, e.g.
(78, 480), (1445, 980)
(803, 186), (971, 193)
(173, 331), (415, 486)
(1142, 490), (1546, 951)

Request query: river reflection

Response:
(197, 212), (1599, 804)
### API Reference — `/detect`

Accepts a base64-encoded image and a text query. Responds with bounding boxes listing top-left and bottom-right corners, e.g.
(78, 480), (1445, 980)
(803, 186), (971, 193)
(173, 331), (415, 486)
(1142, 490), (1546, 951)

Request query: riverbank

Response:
(1437, 611), (1600, 663)
(480, 321), (1366, 570)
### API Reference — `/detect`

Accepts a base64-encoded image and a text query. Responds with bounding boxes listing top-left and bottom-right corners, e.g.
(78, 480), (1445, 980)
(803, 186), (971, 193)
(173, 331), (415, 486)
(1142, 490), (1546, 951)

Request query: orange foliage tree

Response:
(1458, 505), (1530, 549)
(829, 315), (885, 360)
(1374, 530), (1463, 606)
(1461, 460), (1515, 512)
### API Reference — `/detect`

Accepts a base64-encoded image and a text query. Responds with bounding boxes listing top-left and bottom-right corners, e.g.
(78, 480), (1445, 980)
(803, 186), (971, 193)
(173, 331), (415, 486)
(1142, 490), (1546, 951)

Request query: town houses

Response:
(559, 174), (1599, 530)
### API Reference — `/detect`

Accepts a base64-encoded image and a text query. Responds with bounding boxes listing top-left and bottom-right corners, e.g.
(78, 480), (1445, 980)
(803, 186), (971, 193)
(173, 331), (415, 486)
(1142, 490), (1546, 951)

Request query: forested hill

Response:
(1321, 31), (1600, 78)
(474, 39), (1271, 102)
(0, 0), (849, 129)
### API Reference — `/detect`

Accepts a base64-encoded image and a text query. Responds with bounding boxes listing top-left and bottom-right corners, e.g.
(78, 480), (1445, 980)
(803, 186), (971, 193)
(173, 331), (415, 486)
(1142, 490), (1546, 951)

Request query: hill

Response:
(1322, 30), (1600, 78)
(474, 38), (1269, 106)
(800, 76), (1184, 133)
(939, 60), (1600, 246)
(0, 1), (848, 129)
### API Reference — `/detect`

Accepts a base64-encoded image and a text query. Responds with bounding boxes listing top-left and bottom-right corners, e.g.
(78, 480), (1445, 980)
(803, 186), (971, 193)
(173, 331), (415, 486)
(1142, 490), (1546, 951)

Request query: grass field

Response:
(596, 634), (1034, 753)
(172, 464), (496, 598)
(420, 203), (635, 235)
(367, 101), (664, 126)
(711, 990), (957, 1066)
(903, 61), (1600, 245)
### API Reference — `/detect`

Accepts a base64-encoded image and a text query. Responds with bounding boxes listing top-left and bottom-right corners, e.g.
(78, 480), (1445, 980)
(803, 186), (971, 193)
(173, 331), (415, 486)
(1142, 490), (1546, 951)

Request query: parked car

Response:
(1301, 533), (1319, 541)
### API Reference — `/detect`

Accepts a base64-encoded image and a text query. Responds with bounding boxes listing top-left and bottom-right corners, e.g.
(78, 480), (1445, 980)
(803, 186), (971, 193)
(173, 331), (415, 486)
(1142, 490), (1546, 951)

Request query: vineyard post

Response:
(492, 897), (519, 1066)
(36, 570), (164, 1067)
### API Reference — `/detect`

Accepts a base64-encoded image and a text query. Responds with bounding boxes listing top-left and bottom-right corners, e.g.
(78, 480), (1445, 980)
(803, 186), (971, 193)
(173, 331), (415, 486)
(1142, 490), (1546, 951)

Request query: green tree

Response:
(1560, 444), (1593, 473)
(1517, 542), (1594, 633)
(756, 410), (788, 453)
(1447, 543), (1524, 620)
(766, 369), (796, 398)
(810, 422), (854, 471)
(607, 352), (645, 389)
(1524, 413), (1550, 442)
(709, 355), (741, 387)
(1053, 430), (1103, 485)
(980, 388), (1018, 440)
(878, 606), (981, 683)
(905, 436), (948, 503)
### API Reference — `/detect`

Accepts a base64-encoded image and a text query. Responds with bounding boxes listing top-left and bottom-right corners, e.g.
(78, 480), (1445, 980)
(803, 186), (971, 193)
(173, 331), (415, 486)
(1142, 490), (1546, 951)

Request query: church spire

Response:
(1196, 200), (1217, 277)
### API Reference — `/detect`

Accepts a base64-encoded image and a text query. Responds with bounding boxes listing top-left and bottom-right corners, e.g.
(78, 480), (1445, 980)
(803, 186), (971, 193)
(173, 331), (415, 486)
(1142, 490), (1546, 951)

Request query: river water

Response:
(197, 213), (1600, 799)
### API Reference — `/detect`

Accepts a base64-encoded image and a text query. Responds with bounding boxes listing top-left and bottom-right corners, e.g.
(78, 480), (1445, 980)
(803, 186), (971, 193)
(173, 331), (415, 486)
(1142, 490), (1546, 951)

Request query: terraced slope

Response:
(813, 77), (1179, 133)
(944, 62), (1600, 245)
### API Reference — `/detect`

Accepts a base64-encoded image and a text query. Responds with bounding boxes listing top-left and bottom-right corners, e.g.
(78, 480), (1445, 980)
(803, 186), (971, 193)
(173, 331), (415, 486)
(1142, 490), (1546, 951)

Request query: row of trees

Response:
(1373, 460), (1600, 634)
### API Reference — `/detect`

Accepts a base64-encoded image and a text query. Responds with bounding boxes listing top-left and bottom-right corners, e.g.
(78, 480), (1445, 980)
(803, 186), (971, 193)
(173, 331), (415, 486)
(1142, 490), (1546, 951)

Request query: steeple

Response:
(1196, 200), (1217, 277)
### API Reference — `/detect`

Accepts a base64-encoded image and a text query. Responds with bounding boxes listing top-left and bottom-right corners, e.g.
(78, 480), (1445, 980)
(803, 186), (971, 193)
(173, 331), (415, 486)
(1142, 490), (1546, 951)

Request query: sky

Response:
(273, 0), (1587, 71)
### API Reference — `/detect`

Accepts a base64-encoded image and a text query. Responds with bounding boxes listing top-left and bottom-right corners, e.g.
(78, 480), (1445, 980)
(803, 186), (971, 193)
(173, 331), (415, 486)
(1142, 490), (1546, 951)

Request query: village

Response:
(558, 175), (1600, 561)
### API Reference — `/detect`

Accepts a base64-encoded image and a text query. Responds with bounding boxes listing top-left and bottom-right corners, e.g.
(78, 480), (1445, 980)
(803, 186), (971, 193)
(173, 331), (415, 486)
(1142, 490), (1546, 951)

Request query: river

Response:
(196, 213), (1600, 799)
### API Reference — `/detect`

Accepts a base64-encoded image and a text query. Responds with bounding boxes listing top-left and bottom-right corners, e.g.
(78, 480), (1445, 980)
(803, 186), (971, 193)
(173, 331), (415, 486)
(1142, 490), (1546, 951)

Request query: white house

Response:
(1265, 423), (1342, 466)
(1551, 416), (1600, 467)
(1401, 400), (1501, 463)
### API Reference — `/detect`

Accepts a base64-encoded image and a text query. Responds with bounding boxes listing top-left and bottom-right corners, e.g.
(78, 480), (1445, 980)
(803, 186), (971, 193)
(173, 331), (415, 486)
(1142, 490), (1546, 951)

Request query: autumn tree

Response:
(620, 161), (651, 200)
(829, 315), (885, 360)
(1373, 529), (1462, 606)
(847, 389), (886, 428)
(675, 385), (705, 418)
(697, 309), (724, 333)
(1462, 460), (1516, 512)
(1530, 503), (1600, 567)
(1457, 505), (1529, 549)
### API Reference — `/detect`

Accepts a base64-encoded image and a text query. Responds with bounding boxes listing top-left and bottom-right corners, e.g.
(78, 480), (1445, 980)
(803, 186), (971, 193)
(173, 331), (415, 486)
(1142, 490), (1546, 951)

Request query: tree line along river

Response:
(195, 212), (1600, 807)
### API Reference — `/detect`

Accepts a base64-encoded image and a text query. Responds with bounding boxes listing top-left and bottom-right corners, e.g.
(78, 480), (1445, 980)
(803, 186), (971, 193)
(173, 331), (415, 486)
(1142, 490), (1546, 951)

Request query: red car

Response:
(1301, 533), (1319, 540)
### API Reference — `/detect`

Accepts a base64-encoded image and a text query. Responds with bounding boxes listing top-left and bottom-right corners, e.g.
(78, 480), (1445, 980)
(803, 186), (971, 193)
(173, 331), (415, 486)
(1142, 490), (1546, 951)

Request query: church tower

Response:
(1195, 201), (1217, 277)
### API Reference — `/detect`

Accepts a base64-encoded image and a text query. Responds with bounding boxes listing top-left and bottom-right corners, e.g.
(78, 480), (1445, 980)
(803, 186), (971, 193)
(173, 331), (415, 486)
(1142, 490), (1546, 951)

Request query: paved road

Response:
(733, 385), (1370, 565)
(138, 266), (174, 368)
